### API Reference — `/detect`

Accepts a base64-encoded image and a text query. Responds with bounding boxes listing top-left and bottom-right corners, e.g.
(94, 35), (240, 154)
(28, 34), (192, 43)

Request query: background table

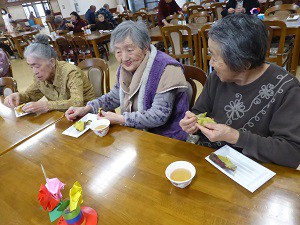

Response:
(0, 117), (299, 225)
(0, 97), (64, 155)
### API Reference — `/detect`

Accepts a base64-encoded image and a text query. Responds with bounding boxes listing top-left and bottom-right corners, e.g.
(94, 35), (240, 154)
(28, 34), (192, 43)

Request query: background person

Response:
(1, 8), (13, 33)
(96, 4), (118, 28)
(54, 16), (68, 34)
(65, 21), (189, 141)
(66, 11), (87, 33)
(179, 14), (300, 169)
(4, 34), (95, 114)
(158, 0), (183, 26)
(85, 5), (96, 24)
(93, 13), (112, 31)
(221, 0), (260, 17)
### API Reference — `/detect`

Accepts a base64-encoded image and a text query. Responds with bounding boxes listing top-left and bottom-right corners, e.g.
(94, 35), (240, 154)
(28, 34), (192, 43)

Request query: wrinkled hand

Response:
(65, 106), (91, 121)
(22, 101), (49, 114)
(228, 8), (235, 14)
(196, 123), (239, 144)
(4, 92), (20, 108)
(99, 111), (125, 124)
(179, 111), (199, 134)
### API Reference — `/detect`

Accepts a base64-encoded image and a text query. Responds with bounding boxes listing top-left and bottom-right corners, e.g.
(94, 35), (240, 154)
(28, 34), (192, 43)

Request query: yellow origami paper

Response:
(69, 181), (83, 211)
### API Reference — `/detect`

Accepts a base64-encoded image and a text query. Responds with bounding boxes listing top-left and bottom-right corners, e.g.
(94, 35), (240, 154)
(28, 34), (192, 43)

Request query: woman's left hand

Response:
(196, 122), (240, 145)
(22, 101), (49, 114)
(99, 111), (125, 124)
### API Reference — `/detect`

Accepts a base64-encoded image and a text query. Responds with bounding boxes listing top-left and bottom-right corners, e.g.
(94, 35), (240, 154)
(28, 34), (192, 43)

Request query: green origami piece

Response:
(49, 202), (64, 222)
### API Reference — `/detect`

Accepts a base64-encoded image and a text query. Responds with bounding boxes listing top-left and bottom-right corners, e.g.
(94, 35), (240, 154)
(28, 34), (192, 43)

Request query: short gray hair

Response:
(54, 16), (63, 25)
(103, 4), (109, 9)
(110, 21), (151, 52)
(208, 14), (268, 72)
(24, 34), (57, 60)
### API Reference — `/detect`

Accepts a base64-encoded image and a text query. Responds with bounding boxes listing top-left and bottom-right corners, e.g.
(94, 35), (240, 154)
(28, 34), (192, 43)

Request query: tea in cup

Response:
(90, 119), (110, 137)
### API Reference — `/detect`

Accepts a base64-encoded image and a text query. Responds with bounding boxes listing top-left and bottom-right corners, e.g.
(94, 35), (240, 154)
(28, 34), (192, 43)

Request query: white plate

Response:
(287, 15), (299, 21)
(62, 113), (98, 138)
(205, 145), (276, 193)
(14, 105), (30, 118)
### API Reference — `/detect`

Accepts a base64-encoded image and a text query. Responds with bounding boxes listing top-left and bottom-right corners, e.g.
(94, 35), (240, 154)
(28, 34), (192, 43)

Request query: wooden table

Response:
(150, 24), (202, 67)
(0, 97), (64, 155)
(7, 29), (39, 58)
(264, 15), (300, 75)
(0, 117), (299, 224)
(57, 31), (111, 58)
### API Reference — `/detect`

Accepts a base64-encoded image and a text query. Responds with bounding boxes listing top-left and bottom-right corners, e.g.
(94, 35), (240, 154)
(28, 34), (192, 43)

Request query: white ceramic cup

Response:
(165, 161), (196, 188)
(90, 119), (110, 137)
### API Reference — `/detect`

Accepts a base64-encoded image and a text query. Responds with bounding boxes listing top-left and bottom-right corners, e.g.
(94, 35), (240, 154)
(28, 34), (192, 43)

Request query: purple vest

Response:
(118, 50), (189, 141)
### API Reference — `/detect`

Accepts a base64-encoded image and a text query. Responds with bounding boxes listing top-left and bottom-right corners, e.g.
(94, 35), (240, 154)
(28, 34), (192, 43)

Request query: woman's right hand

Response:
(65, 105), (92, 121)
(228, 8), (235, 14)
(4, 92), (20, 108)
(179, 111), (199, 134)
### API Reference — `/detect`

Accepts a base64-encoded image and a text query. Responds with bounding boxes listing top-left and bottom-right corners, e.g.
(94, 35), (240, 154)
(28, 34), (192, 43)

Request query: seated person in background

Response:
(96, 4), (118, 28)
(85, 5), (96, 24)
(66, 11), (87, 33)
(54, 16), (68, 34)
(4, 34), (95, 114)
(179, 14), (300, 169)
(29, 11), (35, 20)
(45, 10), (55, 24)
(65, 21), (189, 141)
(93, 13), (112, 31)
(158, 0), (183, 26)
(221, 0), (260, 17)
(0, 41), (14, 58)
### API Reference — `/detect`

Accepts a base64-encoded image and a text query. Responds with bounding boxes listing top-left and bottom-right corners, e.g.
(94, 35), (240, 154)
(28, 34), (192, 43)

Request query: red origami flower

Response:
(38, 184), (60, 211)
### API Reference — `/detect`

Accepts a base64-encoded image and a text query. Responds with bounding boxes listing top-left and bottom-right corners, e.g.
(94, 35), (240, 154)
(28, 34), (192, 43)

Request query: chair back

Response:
(132, 12), (150, 26)
(78, 58), (110, 97)
(264, 20), (291, 68)
(265, 4), (300, 18)
(187, 5), (205, 17)
(200, 0), (216, 9)
(188, 11), (211, 24)
(71, 36), (93, 64)
(199, 23), (213, 75)
(55, 37), (76, 63)
(182, 2), (196, 11)
(138, 7), (148, 13)
(4, 34), (16, 51)
(118, 14), (131, 23)
(166, 14), (185, 25)
(183, 65), (207, 109)
(161, 25), (193, 64)
(211, 2), (226, 20)
(0, 77), (17, 97)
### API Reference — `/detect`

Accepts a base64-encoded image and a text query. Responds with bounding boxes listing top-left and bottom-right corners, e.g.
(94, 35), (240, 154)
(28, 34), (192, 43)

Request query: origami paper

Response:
(69, 181), (83, 211)
(49, 202), (64, 222)
(57, 199), (70, 212)
(45, 178), (65, 200)
(38, 184), (60, 211)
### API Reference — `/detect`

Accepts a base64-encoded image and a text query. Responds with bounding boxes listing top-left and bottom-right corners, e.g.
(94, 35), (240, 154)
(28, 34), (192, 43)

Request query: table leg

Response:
(91, 40), (100, 58)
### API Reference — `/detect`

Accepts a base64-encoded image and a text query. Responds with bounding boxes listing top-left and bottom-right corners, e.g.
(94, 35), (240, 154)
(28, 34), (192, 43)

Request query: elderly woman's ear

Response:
(49, 58), (56, 68)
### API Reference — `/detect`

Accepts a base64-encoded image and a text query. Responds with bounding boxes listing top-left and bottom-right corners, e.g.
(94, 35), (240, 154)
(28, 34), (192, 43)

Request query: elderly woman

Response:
(4, 34), (95, 114)
(66, 11), (87, 33)
(180, 14), (300, 169)
(54, 16), (68, 34)
(65, 21), (188, 140)
(158, 0), (183, 26)
(221, 0), (260, 17)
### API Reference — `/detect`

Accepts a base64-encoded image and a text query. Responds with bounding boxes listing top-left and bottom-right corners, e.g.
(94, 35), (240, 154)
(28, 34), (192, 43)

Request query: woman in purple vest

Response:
(65, 21), (189, 141)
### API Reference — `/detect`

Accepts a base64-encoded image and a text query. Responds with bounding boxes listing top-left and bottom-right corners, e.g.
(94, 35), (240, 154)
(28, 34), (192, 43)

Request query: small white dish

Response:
(165, 161), (196, 188)
(14, 104), (30, 118)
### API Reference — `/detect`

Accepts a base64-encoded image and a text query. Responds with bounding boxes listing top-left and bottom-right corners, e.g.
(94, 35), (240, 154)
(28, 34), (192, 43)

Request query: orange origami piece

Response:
(38, 184), (60, 211)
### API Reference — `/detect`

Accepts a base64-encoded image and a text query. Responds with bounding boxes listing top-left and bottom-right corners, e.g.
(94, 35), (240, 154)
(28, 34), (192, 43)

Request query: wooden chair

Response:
(166, 14), (185, 25)
(183, 65), (207, 109)
(71, 36), (94, 64)
(264, 20), (293, 69)
(182, 2), (197, 11)
(265, 4), (300, 18)
(211, 2), (226, 21)
(0, 77), (17, 97)
(4, 34), (29, 58)
(187, 5), (205, 17)
(118, 13), (131, 24)
(132, 12), (150, 27)
(200, 0), (216, 9)
(78, 58), (110, 97)
(188, 11), (211, 24)
(138, 7), (148, 13)
(46, 21), (55, 33)
(161, 25), (194, 65)
(55, 37), (77, 64)
(199, 23), (213, 75)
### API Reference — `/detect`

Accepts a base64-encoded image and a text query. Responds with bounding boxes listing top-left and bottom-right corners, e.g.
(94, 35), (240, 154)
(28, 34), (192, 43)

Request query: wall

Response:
(50, 0), (61, 14)
(7, 5), (27, 19)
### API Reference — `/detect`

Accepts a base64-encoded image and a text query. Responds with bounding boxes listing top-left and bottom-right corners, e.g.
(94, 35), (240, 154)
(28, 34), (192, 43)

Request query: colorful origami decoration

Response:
(250, 7), (260, 15)
(69, 181), (83, 211)
(38, 184), (60, 211)
(46, 178), (65, 200)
